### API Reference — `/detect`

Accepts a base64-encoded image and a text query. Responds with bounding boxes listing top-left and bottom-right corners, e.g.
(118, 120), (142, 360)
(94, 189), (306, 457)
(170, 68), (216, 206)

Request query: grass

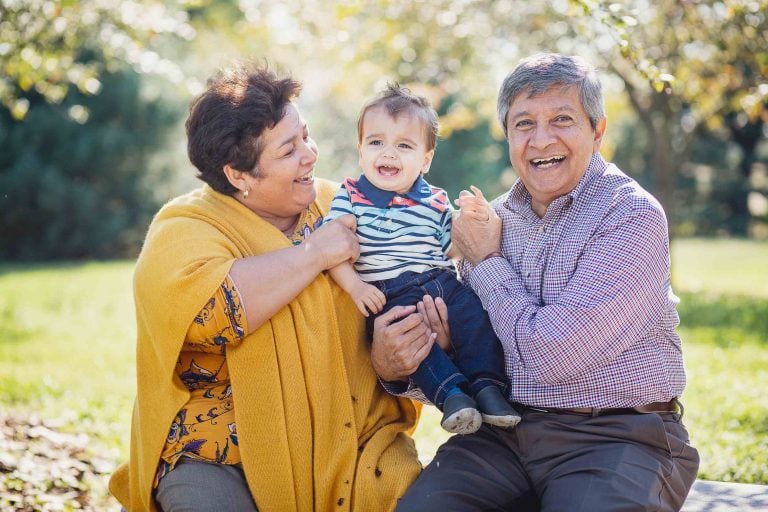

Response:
(682, 327), (768, 483)
(670, 239), (768, 483)
(671, 237), (768, 298)
(0, 262), (136, 459)
(0, 237), (766, 498)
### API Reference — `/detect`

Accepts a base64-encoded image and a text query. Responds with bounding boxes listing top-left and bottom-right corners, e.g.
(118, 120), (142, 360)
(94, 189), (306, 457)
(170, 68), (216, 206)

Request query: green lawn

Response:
(672, 238), (768, 298)
(0, 237), (766, 503)
(0, 262), (137, 456)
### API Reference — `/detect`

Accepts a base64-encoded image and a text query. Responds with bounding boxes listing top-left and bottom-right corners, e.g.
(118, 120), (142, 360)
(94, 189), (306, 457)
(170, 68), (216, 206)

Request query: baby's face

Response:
(358, 105), (434, 195)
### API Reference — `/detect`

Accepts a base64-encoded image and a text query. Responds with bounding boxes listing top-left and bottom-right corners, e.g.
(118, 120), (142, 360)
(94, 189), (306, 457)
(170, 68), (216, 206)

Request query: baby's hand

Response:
(455, 185), (492, 221)
(350, 282), (386, 317)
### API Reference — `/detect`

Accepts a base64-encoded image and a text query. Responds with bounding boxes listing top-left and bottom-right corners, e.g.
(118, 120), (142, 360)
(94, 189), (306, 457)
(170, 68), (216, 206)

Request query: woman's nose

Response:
(303, 138), (319, 163)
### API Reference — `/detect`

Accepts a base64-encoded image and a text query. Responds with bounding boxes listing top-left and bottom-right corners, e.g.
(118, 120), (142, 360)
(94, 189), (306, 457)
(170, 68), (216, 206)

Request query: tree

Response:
(5, 0), (764, 263)
(0, 0), (194, 119)
(1, 0), (193, 260)
(572, 0), (768, 235)
(179, 1), (581, 187)
(0, 63), (183, 260)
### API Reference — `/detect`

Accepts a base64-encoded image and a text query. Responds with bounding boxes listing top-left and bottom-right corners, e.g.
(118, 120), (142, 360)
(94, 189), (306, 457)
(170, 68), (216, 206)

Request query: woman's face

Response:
(243, 103), (319, 225)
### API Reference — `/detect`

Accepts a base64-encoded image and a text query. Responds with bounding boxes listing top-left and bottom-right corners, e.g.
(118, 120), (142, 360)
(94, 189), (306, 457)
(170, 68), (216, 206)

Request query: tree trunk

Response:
(651, 121), (675, 236)
(727, 113), (764, 236)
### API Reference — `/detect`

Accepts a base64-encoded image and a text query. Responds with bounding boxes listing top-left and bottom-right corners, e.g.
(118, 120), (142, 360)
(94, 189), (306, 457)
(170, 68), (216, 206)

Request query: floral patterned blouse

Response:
(155, 204), (324, 486)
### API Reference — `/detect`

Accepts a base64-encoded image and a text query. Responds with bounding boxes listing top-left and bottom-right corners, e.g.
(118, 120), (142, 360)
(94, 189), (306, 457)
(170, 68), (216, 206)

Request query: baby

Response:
(324, 84), (519, 435)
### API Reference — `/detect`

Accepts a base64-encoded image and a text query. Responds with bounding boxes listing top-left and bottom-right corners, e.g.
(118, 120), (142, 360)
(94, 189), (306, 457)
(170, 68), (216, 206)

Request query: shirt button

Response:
(538, 225), (546, 233)
(525, 271), (531, 277)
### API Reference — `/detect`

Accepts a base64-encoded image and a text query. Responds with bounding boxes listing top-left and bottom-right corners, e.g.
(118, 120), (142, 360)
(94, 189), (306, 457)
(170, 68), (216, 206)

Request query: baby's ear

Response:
(421, 149), (435, 174)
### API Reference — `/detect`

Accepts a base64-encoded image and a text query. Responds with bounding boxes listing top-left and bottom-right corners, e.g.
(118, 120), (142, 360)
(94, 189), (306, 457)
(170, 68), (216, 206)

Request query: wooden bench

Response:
(682, 480), (768, 511)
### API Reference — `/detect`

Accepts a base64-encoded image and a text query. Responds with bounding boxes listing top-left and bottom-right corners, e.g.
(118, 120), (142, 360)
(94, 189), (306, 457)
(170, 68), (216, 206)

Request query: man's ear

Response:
(593, 117), (607, 152)
(421, 149), (435, 174)
(223, 164), (248, 193)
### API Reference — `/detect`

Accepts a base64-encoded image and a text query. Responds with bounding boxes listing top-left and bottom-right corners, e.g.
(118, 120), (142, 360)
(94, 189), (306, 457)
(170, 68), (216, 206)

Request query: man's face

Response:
(505, 85), (606, 217)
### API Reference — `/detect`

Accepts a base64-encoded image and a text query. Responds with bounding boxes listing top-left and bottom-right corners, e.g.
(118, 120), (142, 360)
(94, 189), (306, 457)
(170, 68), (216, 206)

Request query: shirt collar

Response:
(506, 153), (607, 214)
(568, 153), (607, 202)
(356, 174), (432, 208)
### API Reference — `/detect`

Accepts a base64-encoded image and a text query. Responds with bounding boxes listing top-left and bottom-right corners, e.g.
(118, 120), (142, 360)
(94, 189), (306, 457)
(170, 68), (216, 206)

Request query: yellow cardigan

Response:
(109, 179), (422, 511)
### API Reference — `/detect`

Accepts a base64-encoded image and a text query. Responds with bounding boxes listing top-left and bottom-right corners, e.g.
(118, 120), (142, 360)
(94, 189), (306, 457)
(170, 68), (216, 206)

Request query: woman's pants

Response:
(155, 458), (258, 511)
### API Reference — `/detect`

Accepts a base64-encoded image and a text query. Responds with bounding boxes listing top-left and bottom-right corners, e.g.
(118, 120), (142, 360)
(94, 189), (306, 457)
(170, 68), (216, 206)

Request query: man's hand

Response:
(416, 295), (451, 351)
(453, 186), (502, 265)
(371, 305), (435, 382)
(350, 281), (386, 317)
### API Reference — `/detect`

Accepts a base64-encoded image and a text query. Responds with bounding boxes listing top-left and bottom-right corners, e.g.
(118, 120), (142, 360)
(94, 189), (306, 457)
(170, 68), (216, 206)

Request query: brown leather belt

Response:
(523, 399), (681, 418)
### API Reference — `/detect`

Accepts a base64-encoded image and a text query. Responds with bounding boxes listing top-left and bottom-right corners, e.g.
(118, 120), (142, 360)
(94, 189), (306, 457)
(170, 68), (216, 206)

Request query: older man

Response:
(375, 53), (700, 511)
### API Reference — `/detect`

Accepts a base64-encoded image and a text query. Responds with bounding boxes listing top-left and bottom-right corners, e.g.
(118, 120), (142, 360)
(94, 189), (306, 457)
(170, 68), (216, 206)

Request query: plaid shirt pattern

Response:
(460, 154), (687, 409)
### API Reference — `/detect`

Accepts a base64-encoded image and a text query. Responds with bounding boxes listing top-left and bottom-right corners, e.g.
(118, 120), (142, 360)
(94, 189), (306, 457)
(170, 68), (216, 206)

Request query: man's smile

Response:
(530, 155), (566, 169)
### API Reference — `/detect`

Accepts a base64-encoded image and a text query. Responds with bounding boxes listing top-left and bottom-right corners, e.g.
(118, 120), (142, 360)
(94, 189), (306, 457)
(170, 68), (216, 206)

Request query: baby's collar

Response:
(356, 174), (432, 208)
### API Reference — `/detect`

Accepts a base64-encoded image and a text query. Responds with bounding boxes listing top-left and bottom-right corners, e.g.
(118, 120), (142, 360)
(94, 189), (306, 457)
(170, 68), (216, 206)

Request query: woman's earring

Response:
(243, 188), (249, 199)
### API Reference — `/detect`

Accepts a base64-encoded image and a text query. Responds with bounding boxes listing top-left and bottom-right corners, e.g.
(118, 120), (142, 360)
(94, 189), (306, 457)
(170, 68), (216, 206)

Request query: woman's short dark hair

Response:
(186, 63), (302, 194)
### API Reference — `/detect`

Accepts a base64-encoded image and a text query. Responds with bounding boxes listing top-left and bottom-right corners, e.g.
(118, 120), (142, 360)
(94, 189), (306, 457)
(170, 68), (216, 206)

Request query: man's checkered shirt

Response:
(460, 154), (687, 409)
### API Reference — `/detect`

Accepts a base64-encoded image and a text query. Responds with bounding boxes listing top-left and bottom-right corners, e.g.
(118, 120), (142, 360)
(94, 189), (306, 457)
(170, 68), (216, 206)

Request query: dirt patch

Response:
(0, 413), (121, 511)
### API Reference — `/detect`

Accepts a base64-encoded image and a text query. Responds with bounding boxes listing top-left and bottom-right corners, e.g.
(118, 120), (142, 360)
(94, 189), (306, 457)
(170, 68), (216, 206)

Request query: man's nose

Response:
(529, 124), (556, 149)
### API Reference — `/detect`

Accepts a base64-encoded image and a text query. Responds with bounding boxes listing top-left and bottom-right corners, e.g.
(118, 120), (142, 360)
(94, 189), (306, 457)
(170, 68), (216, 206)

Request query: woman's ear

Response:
(223, 164), (248, 194)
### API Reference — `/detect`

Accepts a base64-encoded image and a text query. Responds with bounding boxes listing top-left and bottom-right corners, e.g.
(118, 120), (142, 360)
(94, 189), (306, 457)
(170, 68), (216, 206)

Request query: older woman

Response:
(108, 64), (431, 511)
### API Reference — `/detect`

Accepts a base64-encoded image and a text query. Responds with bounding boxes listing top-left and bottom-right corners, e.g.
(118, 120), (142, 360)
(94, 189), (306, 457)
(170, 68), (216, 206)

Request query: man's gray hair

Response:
(497, 53), (605, 136)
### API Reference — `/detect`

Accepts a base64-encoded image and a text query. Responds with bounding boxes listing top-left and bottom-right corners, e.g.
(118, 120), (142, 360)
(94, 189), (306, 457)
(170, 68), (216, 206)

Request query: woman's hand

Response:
(416, 295), (451, 351)
(370, 305), (435, 382)
(452, 186), (502, 265)
(306, 214), (359, 270)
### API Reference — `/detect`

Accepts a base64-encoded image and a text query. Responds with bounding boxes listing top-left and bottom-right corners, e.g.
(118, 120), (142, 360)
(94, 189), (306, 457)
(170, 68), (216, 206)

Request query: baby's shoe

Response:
(475, 386), (521, 428)
(440, 393), (482, 435)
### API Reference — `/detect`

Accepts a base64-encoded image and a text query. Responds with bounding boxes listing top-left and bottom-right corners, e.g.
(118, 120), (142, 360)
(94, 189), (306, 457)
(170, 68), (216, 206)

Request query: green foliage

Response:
(5, 0), (767, 265)
(0, 64), (183, 260)
(0, 0), (192, 119)
(609, 109), (768, 237)
(429, 97), (510, 201)
(573, 0), (768, 236)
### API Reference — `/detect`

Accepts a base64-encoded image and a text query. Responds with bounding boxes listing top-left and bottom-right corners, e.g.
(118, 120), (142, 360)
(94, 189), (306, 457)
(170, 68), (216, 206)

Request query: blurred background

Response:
(1, 0), (767, 260)
(1, 0), (766, 510)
